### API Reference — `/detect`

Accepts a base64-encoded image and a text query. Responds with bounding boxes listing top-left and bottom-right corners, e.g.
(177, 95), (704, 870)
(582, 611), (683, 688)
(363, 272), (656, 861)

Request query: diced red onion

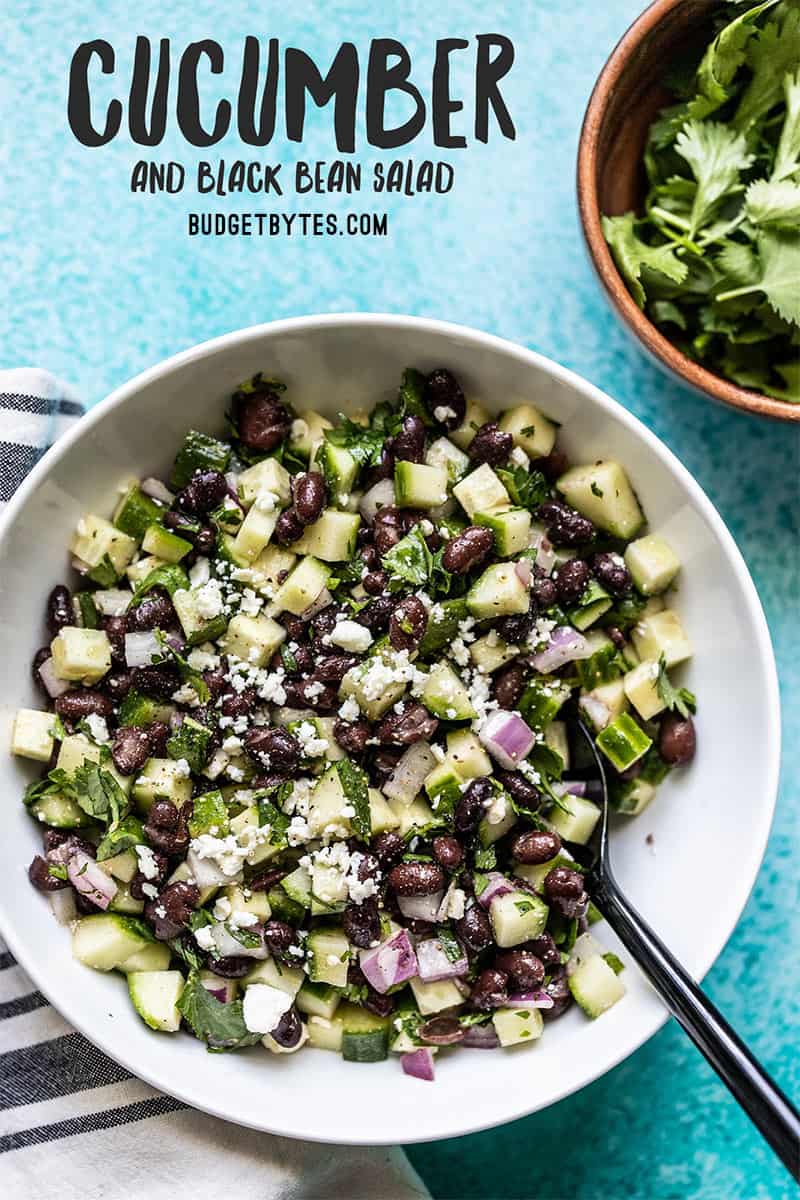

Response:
(360, 479), (396, 524)
(300, 588), (332, 620)
(124, 630), (162, 668)
(553, 780), (588, 799)
(514, 558), (532, 588)
(401, 1047), (435, 1082)
(37, 656), (72, 698)
(462, 1023), (500, 1049)
(397, 891), (444, 923)
(567, 932), (605, 976)
(476, 873), (515, 909)
(531, 626), (592, 673)
(382, 741), (436, 803)
(140, 476), (174, 505)
(578, 693), (611, 731)
(94, 588), (131, 617)
(67, 851), (117, 910)
(224, 472), (241, 497)
(416, 938), (468, 982)
(169, 711), (185, 732)
(49, 888), (77, 925)
(479, 709), (536, 770)
(360, 929), (418, 994)
(210, 922), (268, 960)
(201, 973), (239, 1001)
(531, 530), (556, 573)
(505, 991), (555, 1010)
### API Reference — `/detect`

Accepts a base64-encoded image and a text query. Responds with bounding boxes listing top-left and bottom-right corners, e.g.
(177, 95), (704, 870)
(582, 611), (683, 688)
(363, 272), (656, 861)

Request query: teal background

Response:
(1, 2), (797, 1196)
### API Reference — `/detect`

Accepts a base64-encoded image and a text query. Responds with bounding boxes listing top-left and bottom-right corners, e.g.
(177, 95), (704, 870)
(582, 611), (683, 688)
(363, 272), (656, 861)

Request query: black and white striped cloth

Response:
(0, 368), (428, 1200)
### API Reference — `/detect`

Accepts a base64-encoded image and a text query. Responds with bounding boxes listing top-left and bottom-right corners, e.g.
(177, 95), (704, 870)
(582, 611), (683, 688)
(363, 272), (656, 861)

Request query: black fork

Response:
(563, 715), (800, 1181)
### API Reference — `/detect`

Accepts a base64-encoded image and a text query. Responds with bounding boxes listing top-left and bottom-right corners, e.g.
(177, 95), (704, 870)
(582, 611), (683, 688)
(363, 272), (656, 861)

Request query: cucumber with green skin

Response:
(170, 430), (230, 489)
(113, 485), (166, 541)
(596, 712), (653, 772)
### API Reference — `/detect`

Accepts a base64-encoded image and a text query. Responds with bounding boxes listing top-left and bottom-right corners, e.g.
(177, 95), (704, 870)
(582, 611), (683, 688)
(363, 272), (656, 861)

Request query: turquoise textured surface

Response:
(2, 2), (798, 1196)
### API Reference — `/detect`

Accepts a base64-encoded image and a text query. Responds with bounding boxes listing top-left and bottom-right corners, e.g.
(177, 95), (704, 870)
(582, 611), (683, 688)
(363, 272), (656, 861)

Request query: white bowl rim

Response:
(0, 313), (781, 1144)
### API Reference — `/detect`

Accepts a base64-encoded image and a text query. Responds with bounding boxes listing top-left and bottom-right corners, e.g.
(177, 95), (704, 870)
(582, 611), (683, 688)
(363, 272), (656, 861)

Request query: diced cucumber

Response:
(237, 458), (292, 509)
(474, 507), (531, 557)
(221, 613), (286, 667)
(292, 511), (361, 562)
(11, 709), (57, 762)
(109, 882), (145, 914)
(307, 1014), (343, 1052)
(467, 563), (529, 619)
(478, 802), (517, 847)
(142, 524), (192, 564)
(453, 464), (510, 518)
(498, 402), (557, 459)
(387, 795), (438, 837)
(614, 777), (657, 816)
(632, 610), (692, 668)
(339, 648), (407, 720)
(232, 504), (279, 563)
(317, 441), (359, 507)
(297, 980), (342, 1020)
(290, 410), (333, 459)
(556, 461), (644, 540)
(425, 436), (470, 483)
(170, 429), (230, 489)
(272, 556), (331, 616)
(307, 765), (351, 838)
(369, 787), (401, 834)
(277, 866), (311, 911)
(339, 1003), (391, 1062)
(424, 761), (464, 815)
(546, 794), (601, 845)
(448, 398), (490, 450)
(243, 956), (304, 996)
(131, 758), (193, 814)
(568, 953), (626, 1018)
(307, 927), (350, 988)
(489, 890), (549, 947)
(171, 587), (228, 644)
(544, 720), (570, 769)
(492, 1005), (544, 1047)
(187, 787), (228, 837)
(579, 677), (629, 732)
(71, 514), (137, 575)
(30, 792), (92, 829)
(55, 733), (131, 795)
(468, 631), (519, 674)
(75, 591), (100, 629)
(113, 485), (166, 541)
(168, 717), (213, 775)
(394, 462), (449, 509)
(98, 849), (139, 883)
(251, 544), (297, 592)
(596, 713), (653, 772)
(167, 859), (217, 907)
(445, 728), (492, 779)
(117, 942), (172, 973)
(128, 970), (185, 1032)
(310, 861), (348, 914)
(567, 579), (612, 631)
(132, 562), (191, 598)
(126, 555), (167, 585)
(623, 661), (665, 721)
(51, 627), (112, 685)
(72, 913), (153, 971)
(513, 850), (577, 892)
(118, 691), (171, 728)
(417, 598), (469, 657)
(227, 806), (282, 867)
(408, 977), (463, 1015)
(624, 534), (680, 595)
(222, 883), (271, 922)
(421, 662), (476, 720)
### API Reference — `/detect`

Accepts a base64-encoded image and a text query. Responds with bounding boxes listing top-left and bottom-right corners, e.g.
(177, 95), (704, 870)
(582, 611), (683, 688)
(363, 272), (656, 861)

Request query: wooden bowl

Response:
(577, 0), (800, 423)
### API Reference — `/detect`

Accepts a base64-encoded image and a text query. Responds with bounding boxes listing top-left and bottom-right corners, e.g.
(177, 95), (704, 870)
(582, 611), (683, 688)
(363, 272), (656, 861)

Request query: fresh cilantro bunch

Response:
(602, 0), (800, 402)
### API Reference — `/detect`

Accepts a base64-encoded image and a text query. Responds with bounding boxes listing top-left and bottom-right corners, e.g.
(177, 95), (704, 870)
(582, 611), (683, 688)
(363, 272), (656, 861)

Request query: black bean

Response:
(343, 896), (381, 948)
(46, 585), (72, 636)
(554, 559), (590, 605)
(543, 966), (573, 1020)
(511, 830), (561, 865)
(274, 508), (305, 545)
(543, 866), (584, 899)
(247, 867), (289, 892)
(360, 543), (381, 571)
(424, 368), (465, 430)
(591, 552), (632, 597)
(659, 713), (696, 766)
(526, 934), (562, 969)
(536, 500), (595, 547)
(531, 572), (558, 611)
(393, 415), (426, 463)
(293, 472), (326, 525)
(468, 422), (513, 467)
(220, 686), (258, 718)
(262, 919), (296, 962)
(271, 1006), (304, 1048)
(607, 626), (627, 650)
(102, 616), (127, 664)
(281, 679), (338, 713)
(104, 670), (134, 702)
(388, 861), (445, 896)
(127, 592), (176, 632)
(494, 950), (545, 991)
(495, 769), (540, 810)
(493, 661), (526, 709)
(376, 702), (439, 746)
(28, 855), (70, 892)
(175, 470), (228, 515)
(235, 389), (291, 452)
(363, 443), (395, 487)
(530, 449), (569, 482)
(362, 988), (396, 1018)
(370, 831), (405, 868)
(207, 955), (252, 979)
(333, 718), (370, 756)
(356, 595), (394, 632)
(455, 778), (492, 833)
(280, 613), (307, 642)
(442, 526), (494, 574)
(470, 968), (509, 1010)
(146, 720), (170, 755)
(388, 595), (428, 653)
(131, 663), (180, 698)
(142, 799), (189, 855)
(454, 904), (493, 954)
(496, 609), (534, 644)
(419, 1016), (466, 1045)
(432, 836), (463, 871)
(32, 647), (52, 698)
(145, 881), (199, 940)
(362, 569), (388, 595)
(194, 525), (216, 555)
(314, 654), (360, 684)
(55, 690), (114, 722)
(372, 506), (404, 553)
(111, 726), (152, 776)
(244, 727), (300, 770)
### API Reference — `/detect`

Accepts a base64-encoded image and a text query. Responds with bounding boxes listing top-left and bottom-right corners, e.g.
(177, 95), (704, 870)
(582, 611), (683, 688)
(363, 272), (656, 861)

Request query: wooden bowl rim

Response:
(577, 0), (800, 423)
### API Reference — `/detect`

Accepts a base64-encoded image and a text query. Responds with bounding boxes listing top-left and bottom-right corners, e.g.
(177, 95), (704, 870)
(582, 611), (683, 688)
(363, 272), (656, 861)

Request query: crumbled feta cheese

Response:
(187, 647), (220, 671)
(433, 405), (457, 422)
(172, 683), (201, 707)
(190, 832), (251, 878)
(141, 882), (158, 900)
(188, 557), (211, 588)
(328, 619), (373, 654)
(484, 792), (509, 825)
(84, 713), (110, 744)
(222, 735), (243, 754)
(213, 896), (232, 921)
(295, 720), (329, 758)
(291, 418), (309, 441)
(338, 695), (361, 722)
(254, 489), (280, 514)
(135, 844), (160, 880)
(450, 638), (470, 667)
(510, 446), (530, 469)
(229, 910), (259, 929)
(303, 680), (325, 699)
(194, 579), (225, 620)
(242, 983), (293, 1034)
(239, 588), (263, 616)
(444, 886), (466, 920)
(172, 758), (191, 778)
(194, 925), (216, 951)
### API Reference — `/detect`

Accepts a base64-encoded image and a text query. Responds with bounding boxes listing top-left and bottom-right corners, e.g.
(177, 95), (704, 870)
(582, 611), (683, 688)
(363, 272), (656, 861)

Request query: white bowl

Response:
(0, 315), (780, 1145)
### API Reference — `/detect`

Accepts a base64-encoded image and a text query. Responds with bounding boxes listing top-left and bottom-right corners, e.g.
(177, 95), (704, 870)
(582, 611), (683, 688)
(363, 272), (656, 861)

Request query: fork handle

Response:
(591, 874), (800, 1180)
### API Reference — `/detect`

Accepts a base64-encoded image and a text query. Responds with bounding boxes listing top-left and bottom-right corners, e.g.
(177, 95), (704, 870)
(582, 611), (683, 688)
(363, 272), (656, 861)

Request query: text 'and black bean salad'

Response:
(12, 367), (697, 1079)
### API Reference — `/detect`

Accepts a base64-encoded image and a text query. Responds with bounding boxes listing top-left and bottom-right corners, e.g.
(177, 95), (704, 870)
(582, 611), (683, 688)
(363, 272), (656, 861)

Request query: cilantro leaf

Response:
(61, 763), (129, 828)
(398, 367), (433, 425)
(773, 68), (800, 181)
(177, 970), (263, 1051)
(734, 4), (800, 132)
(473, 845), (497, 871)
(744, 178), (800, 228)
(674, 120), (753, 237)
(687, 0), (781, 124)
(325, 416), (385, 469)
(761, 361), (800, 403)
(156, 635), (210, 704)
(495, 466), (549, 511)
(335, 760), (371, 840)
(656, 656), (697, 719)
(716, 231), (800, 325)
(601, 214), (689, 307)
(382, 524), (432, 589)
(95, 814), (146, 862)
(438, 927), (465, 963)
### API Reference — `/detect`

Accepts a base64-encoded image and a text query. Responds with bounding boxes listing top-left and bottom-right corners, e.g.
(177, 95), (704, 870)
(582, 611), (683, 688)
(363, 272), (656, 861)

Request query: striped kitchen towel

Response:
(0, 368), (428, 1200)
